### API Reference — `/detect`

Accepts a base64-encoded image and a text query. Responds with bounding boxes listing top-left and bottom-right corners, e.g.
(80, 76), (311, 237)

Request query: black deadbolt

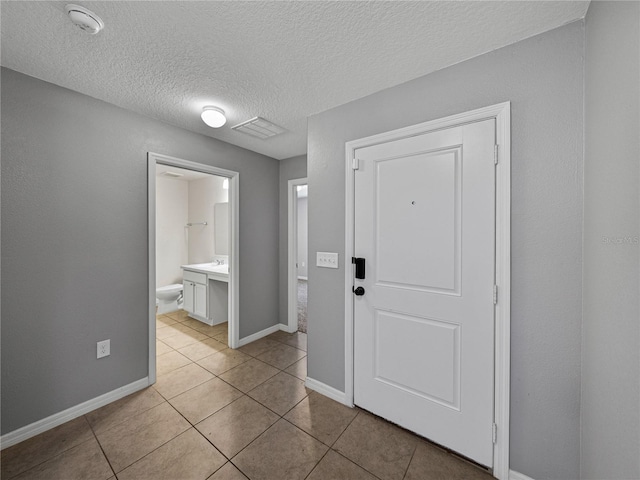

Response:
(352, 257), (366, 279)
(353, 286), (365, 296)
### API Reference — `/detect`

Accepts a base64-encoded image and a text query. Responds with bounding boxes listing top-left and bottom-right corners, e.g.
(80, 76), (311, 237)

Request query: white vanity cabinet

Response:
(183, 270), (207, 320)
(181, 263), (229, 325)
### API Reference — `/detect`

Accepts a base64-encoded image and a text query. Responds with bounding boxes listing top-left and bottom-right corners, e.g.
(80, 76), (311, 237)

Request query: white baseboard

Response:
(305, 377), (350, 406)
(279, 322), (297, 334)
(238, 323), (282, 347)
(509, 470), (535, 480)
(0, 377), (150, 450)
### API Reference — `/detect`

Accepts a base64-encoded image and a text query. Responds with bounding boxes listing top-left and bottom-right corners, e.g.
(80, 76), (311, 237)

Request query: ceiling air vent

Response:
(231, 117), (285, 139)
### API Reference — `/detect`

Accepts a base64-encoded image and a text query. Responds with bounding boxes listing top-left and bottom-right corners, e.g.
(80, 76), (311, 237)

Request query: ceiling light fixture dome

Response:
(65, 4), (104, 34)
(201, 106), (226, 128)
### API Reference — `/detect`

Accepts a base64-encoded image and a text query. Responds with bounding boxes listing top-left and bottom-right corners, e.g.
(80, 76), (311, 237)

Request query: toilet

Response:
(156, 284), (183, 314)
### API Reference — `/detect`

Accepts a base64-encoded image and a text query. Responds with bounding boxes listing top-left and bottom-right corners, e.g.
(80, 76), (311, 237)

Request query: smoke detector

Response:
(65, 4), (104, 34)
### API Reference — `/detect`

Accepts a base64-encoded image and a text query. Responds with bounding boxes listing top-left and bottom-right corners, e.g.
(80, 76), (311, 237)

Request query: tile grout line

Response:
(106, 416), (191, 476)
(154, 362), (221, 402)
(85, 415), (119, 479)
(326, 410), (391, 479)
(328, 449), (387, 480)
(328, 409), (402, 480)
(2, 434), (101, 480)
(331, 407), (361, 448)
(156, 382), (246, 473)
(235, 368), (308, 418)
(301, 447), (331, 480)
(401, 440), (419, 480)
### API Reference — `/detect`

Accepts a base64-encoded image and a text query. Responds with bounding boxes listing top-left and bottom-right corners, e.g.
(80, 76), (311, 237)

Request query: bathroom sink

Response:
(181, 263), (229, 276)
(207, 263), (229, 274)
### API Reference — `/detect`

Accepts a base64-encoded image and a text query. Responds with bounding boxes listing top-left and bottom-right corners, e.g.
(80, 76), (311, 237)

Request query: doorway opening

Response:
(147, 152), (240, 383)
(287, 178), (308, 334)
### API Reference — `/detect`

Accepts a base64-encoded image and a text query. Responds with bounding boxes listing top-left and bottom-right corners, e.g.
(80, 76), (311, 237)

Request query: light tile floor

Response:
(1, 310), (494, 480)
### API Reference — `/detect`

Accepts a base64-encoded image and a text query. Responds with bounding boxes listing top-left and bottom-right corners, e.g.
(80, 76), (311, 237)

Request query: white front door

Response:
(353, 119), (496, 467)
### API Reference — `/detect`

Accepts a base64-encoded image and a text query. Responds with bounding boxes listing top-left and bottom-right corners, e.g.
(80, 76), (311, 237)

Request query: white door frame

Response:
(147, 152), (240, 384)
(287, 177), (308, 333)
(344, 102), (511, 479)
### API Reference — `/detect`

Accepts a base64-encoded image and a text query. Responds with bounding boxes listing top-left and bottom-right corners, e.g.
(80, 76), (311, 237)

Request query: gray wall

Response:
(1, 68), (280, 434)
(307, 22), (584, 479)
(278, 155), (307, 323)
(582, 2), (640, 478)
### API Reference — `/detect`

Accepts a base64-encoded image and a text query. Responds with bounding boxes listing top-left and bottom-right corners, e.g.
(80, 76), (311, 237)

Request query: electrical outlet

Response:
(317, 252), (339, 269)
(97, 339), (110, 359)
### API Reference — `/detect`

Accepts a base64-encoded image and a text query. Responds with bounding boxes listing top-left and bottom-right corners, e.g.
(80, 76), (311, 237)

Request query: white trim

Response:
(148, 152), (241, 367)
(344, 144), (355, 408)
(0, 377), (149, 450)
(509, 470), (535, 480)
(305, 377), (350, 406)
(287, 177), (308, 334)
(344, 102), (511, 478)
(238, 323), (282, 347)
(147, 161), (157, 383)
(297, 276), (308, 281)
(493, 103), (512, 480)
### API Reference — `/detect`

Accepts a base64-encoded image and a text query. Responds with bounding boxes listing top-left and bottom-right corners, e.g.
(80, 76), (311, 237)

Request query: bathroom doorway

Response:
(147, 152), (239, 383)
(287, 178), (308, 334)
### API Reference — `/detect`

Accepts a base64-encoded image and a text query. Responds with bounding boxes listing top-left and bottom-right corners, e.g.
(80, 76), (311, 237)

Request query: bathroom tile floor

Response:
(1, 310), (493, 480)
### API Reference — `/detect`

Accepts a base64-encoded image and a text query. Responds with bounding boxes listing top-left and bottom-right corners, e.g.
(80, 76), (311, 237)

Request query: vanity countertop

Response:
(181, 263), (229, 282)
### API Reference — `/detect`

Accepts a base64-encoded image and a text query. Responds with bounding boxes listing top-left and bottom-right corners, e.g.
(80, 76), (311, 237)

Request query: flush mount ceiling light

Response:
(65, 4), (104, 34)
(201, 107), (226, 128)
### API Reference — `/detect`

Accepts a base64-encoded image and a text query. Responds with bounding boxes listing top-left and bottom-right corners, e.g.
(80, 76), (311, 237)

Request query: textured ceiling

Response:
(1, 1), (589, 160)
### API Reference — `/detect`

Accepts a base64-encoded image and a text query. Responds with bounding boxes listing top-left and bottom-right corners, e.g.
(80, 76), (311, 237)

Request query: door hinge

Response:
(352, 158), (360, 170)
(493, 285), (498, 305)
(492, 423), (498, 444)
(494, 145), (499, 165)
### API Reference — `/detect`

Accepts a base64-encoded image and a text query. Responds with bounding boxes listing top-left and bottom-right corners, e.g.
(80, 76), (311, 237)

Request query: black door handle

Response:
(353, 286), (365, 296)
(352, 257), (365, 279)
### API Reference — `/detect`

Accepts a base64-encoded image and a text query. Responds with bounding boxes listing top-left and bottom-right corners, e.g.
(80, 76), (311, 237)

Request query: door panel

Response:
(354, 119), (496, 467)
(374, 310), (460, 408)
(376, 147), (461, 293)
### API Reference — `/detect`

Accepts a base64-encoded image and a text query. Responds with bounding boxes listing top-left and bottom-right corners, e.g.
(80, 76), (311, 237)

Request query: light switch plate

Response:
(317, 252), (339, 269)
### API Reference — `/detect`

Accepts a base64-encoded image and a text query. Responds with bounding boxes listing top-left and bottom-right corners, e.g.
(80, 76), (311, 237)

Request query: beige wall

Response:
(156, 176), (188, 287)
(187, 176), (228, 264)
(156, 174), (228, 286)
